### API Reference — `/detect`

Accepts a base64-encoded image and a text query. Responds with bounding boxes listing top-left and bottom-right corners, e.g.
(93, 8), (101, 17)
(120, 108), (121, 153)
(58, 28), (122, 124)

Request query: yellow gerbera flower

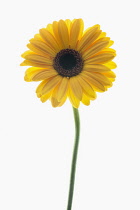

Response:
(20, 19), (117, 108)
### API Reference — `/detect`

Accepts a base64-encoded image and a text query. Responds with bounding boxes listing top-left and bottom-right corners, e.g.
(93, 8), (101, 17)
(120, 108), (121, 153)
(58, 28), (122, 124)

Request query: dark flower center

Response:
(59, 53), (77, 70)
(53, 49), (83, 77)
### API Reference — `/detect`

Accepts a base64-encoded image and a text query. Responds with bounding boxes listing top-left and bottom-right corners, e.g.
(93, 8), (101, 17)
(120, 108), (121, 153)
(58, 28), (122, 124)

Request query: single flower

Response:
(20, 19), (117, 108)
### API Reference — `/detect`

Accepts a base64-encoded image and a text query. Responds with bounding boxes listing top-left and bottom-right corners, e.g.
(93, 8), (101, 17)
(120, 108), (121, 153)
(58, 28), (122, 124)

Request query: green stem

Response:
(67, 107), (80, 210)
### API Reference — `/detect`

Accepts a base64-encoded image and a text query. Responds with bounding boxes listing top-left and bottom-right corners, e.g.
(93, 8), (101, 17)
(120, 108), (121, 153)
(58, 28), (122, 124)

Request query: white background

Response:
(0, 0), (140, 209)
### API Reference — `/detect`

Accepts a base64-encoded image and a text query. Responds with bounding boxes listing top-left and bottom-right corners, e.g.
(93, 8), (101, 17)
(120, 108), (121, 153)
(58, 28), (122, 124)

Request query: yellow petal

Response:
(83, 40), (109, 59)
(102, 71), (116, 78)
(29, 39), (56, 57)
(58, 20), (69, 48)
(76, 75), (96, 99)
(69, 19), (84, 49)
(65, 19), (72, 34)
(95, 37), (110, 42)
(46, 23), (54, 34)
(50, 84), (68, 107)
(98, 32), (106, 39)
(21, 50), (35, 58)
(108, 40), (114, 47)
(104, 61), (117, 69)
(85, 71), (112, 87)
(40, 90), (53, 102)
(81, 72), (106, 92)
(69, 76), (83, 100)
(51, 98), (60, 107)
(84, 36), (110, 48)
(32, 69), (57, 81)
(36, 79), (49, 97)
(25, 67), (40, 74)
(52, 21), (63, 49)
(20, 60), (52, 68)
(56, 77), (69, 101)
(39, 28), (60, 52)
(101, 48), (116, 54)
(85, 53), (116, 64)
(51, 86), (61, 107)
(83, 64), (110, 72)
(109, 78), (115, 82)
(42, 75), (62, 95)
(81, 94), (91, 106)
(33, 34), (44, 42)
(68, 86), (80, 108)
(57, 95), (67, 107)
(77, 26), (101, 52)
(23, 54), (53, 65)
(27, 44), (49, 58)
(24, 67), (57, 82)
(82, 24), (100, 36)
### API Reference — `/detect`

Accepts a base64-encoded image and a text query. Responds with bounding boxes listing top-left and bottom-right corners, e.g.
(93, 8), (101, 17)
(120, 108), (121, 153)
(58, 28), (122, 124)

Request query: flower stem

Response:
(67, 107), (80, 210)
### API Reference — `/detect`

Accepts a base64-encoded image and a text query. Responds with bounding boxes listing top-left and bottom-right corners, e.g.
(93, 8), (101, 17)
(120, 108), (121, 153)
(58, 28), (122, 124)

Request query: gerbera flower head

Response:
(20, 19), (117, 108)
